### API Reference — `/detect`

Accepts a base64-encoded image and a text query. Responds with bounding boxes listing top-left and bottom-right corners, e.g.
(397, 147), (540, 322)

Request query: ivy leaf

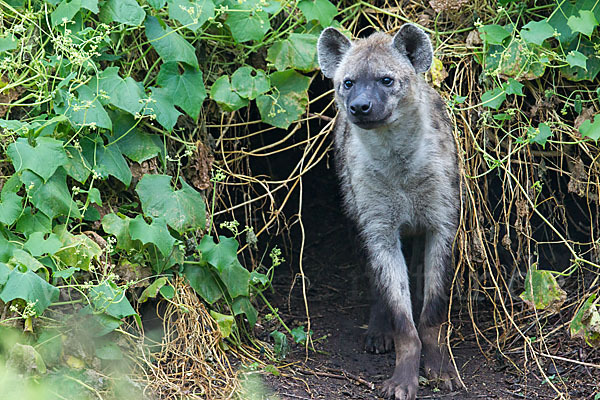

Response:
(225, 10), (270, 43)
(503, 78), (524, 96)
(21, 169), (81, 220)
(99, 0), (145, 26)
(232, 296), (258, 326)
(183, 263), (222, 304)
(480, 87), (506, 109)
(108, 110), (162, 163)
(567, 10), (598, 38)
(91, 67), (145, 116)
(266, 33), (319, 72)
(16, 209), (52, 237)
(54, 230), (102, 271)
(560, 37), (600, 81)
(57, 85), (112, 130)
(148, 0), (167, 9)
(566, 50), (588, 70)
(530, 123), (553, 148)
(231, 66), (270, 100)
(520, 269), (566, 314)
(51, 0), (81, 28)
(209, 310), (235, 338)
(0, 34), (17, 53)
(0, 267), (60, 315)
(298, 0), (337, 27)
(81, 0), (98, 13)
(198, 235), (238, 272)
(129, 215), (176, 257)
(256, 70), (310, 129)
(101, 213), (135, 251)
(145, 16), (199, 68)
(63, 145), (91, 184)
(145, 86), (182, 131)
(219, 259), (250, 297)
(579, 115), (600, 141)
(80, 136), (132, 187)
(156, 62), (207, 119)
(136, 174), (206, 233)
(520, 20), (554, 45)
(167, 0), (215, 32)
(89, 281), (137, 319)
(479, 24), (511, 45)
(24, 232), (62, 257)
(210, 76), (249, 112)
(7, 137), (68, 183)
(0, 192), (22, 226)
(570, 294), (600, 346)
(139, 277), (168, 303)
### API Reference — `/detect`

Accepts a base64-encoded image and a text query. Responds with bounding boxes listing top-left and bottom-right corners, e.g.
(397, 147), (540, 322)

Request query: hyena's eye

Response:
(380, 77), (394, 86)
(343, 79), (353, 89)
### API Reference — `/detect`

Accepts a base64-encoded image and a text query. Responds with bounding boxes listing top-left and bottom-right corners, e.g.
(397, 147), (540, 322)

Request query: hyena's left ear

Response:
(317, 27), (352, 79)
(392, 23), (433, 73)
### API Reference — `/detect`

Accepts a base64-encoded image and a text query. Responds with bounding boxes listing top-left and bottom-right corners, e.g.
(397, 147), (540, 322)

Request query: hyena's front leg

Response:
(419, 230), (457, 390)
(365, 234), (420, 400)
(365, 287), (394, 354)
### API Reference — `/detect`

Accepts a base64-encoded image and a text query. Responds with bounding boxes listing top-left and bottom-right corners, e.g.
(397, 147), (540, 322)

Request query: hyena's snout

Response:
(349, 93), (373, 117)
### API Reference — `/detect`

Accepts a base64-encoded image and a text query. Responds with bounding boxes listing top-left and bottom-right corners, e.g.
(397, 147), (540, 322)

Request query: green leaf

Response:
(109, 110), (162, 163)
(156, 62), (207, 119)
(54, 230), (102, 271)
(225, 10), (270, 43)
(145, 86), (182, 131)
(148, 0), (167, 9)
(81, 136), (132, 186)
(81, 0), (98, 13)
(51, 0), (81, 28)
(9, 249), (45, 272)
(0, 263), (10, 286)
(63, 145), (91, 184)
(520, 269), (566, 314)
(290, 326), (311, 345)
(269, 330), (289, 358)
(209, 310), (235, 338)
(168, 0), (215, 32)
(220, 259), (250, 297)
(160, 285), (175, 299)
(0, 267), (59, 315)
(99, 0), (146, 26)
(145, 16), (199, 68)
(21, 169), (81, 220)
(210, 76), (249, 112)
(566, 50), (588, 70)
(129, 215), (176, 257)
(520, 20), (554, 45)
(57, 85), (112, 130)
(136, 174), (206, 233)
(53, 267), (79, 280)
(484, 39), (546, 80)
(95, 342), (123, 360)
(0, 193), (23, 226)
(183, 263), (222, 304)
(232, 296), (257, 326)
(256, 70), (310, 129)
(198, 235), (238, 272)
(231, 66), (270, 100)
(570, 294), (600, 347)
(0, 34), (17, 53)
(101, 213), (134, 251)
(24, 232), (62, 257)
(579, 115), (600, 141)
(89, 281), (137, 319)
(139, 277), (168, 303)
(91, 67), (145, 116)
(298, 0), (337, 27)
(567, 10), (598, 38)
(530, 123), (553, 148)
(480, 87), (506, 109)
(479, 24), (511, 45)
(560, 37), (600, 81)
(86, 312), (123, 337)
(16, 209), (52, 237)
(7, 137), (68, 183)
(266, 33), (318, 72)
(503, 78), (524, 96)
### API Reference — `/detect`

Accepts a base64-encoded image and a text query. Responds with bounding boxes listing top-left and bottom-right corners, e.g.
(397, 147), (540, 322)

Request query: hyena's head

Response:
(317, 24), (433, 130)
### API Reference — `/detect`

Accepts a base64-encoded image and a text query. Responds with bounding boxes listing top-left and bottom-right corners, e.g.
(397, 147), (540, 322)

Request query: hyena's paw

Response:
(422, 350), (458, 391)
(364, 329), (394, 354)
(381, 374), (418, 400)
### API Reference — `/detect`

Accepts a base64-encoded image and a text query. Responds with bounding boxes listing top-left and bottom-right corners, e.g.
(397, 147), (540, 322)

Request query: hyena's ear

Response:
(392, 23), (433, 73)
(317, 28), (352, 79)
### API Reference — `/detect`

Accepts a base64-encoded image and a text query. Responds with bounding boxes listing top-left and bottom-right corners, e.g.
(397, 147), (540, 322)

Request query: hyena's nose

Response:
(349, 98), (372, 116)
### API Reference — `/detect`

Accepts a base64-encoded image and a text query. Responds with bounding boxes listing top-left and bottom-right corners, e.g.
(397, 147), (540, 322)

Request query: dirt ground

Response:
(257, 163), (599, 400)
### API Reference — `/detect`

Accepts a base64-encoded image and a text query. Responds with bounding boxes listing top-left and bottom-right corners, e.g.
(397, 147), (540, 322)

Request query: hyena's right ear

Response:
(317, 28), (352, 79)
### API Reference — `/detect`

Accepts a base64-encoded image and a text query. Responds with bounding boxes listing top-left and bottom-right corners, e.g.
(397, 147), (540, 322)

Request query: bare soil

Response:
(259, 163), (599, 400)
